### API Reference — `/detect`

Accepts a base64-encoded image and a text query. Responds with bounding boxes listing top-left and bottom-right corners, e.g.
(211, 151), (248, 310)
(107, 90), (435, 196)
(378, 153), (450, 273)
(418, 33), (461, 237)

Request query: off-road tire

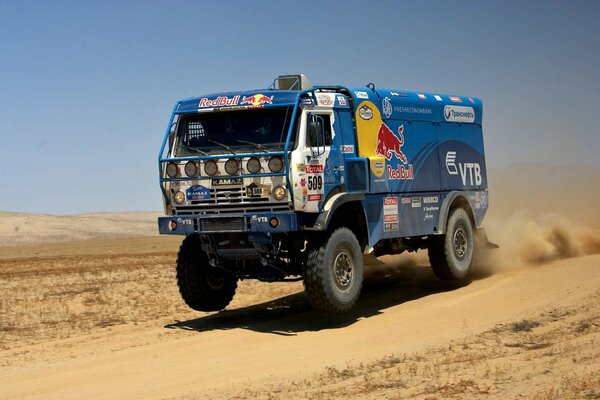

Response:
(304, 227), (364, 313)
(428, 207), (474, 280)
(176, 235), (238, 311)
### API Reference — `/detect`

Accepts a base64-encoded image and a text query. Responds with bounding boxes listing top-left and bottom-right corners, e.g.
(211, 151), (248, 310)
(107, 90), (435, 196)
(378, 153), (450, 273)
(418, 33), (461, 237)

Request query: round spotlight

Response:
(166, 162), (179, 178)
(174, 190), (185, 204)
(268, 156), (284, 173)
(225, 159), (239, 175)
(169, 220), (177, 231)
(184, 161), (198, 177)
(204, 160), (218, 176)
(246, 157), (261, 174)
(269, 217), (279, 228)
(273, 186), (286, 201)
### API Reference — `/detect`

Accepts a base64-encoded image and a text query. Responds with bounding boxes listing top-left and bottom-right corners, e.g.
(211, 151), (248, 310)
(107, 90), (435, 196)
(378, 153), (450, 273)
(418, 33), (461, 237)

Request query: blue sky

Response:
(1, 0), (599, 214)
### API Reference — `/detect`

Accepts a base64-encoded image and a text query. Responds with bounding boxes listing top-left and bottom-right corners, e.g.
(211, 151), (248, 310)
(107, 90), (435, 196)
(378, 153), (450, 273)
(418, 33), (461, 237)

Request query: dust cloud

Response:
(476, 164), (600, 271)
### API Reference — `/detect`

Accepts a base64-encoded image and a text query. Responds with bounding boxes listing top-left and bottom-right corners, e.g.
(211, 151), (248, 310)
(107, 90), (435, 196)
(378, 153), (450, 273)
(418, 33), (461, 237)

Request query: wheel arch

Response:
(437, 191), (480, 234)
(314, 193), (369, 252)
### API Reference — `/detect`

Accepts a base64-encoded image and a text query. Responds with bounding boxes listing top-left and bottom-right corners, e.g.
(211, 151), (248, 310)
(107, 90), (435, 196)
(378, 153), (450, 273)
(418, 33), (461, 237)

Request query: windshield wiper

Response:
(181, 145), (209, 156)
(234, 139), (268, 151)
(207, 139), (237, 155)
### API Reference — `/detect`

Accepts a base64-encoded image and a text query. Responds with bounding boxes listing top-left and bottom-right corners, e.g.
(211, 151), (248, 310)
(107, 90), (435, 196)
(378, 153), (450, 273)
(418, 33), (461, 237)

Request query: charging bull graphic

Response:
(376, 123), (407, 163)
(241, 93), (273, 107)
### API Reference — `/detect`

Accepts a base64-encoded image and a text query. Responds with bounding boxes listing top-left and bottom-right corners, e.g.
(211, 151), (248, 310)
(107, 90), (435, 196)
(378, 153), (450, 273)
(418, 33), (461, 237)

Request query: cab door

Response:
(290, 109), (343, 213)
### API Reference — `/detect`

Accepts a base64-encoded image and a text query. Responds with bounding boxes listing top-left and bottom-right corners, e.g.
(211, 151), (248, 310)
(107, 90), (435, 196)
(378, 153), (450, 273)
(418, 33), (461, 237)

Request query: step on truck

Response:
(158, 74), (491, 313)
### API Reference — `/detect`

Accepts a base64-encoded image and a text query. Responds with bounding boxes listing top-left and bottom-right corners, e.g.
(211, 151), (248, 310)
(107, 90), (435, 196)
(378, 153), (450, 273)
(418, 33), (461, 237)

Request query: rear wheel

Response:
(176, 235), (238, 311)
(428, 207), (474, 280)
(304, 227), (364, 313)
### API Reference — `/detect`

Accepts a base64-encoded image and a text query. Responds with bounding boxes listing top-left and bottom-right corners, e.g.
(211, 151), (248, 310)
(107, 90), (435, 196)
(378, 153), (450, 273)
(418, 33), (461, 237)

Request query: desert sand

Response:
(0, 164), (599, 399)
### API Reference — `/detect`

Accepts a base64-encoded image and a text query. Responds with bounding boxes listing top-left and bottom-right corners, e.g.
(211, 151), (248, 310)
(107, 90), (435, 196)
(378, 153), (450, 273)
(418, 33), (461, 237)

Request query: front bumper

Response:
(158, 212), (298, 235)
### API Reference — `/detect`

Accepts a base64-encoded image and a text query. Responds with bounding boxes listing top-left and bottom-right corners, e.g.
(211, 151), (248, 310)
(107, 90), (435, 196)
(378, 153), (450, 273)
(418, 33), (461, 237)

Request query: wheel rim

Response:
(333, 249), (354, 291)
(205, 273), (226, 290)
(453, 225), (468, 260)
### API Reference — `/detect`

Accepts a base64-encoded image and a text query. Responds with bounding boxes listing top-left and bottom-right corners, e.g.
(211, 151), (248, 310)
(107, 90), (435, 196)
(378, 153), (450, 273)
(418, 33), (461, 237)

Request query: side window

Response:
(306, 114), (333, 147)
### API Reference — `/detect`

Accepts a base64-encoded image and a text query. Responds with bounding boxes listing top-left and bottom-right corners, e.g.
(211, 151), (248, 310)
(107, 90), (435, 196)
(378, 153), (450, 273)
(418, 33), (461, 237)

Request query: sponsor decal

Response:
(198, 96), (240, 108)
(424, 205), (439, 212)
(376, 124), (407, 162)
(423, 196), (439, 204)
(251, 215), (269, 223)
(308, 194), (322, 201)
(375, 123), (415, 181)
(444, 105), (475, 123)
(383, 196), (399, 232)
(359, 104), (373, 120)
(411, 197), (422, 208)
(340, 144), (355, 154)
(186, 185), (211, 200)
(424, 213), (434, 221)
(476, 191), (488, 209)
(449, 96), (462, 103)
(382, 97), (392, 118)
(375, 162), (383, 169)
(337, 95), (347, 106)
(393, 106), (432, 115)
(299, 178), (306, 187)
(387, 164), (414, 180)
(296, 163), (305, 172)
(240, 93), (273, 107)
(468, 97), (476, 104)
(418, 93), (427, 100)
(354, 91), (369, 99)
(390, 91), (400, 96)
(445, 151), (458, 175)
(401, 197), (411, 204)
(317, 94), (334, 106)
(434, 95), (443, 101)
(305, 164), (324, 174)
(445, 151), (482, 186)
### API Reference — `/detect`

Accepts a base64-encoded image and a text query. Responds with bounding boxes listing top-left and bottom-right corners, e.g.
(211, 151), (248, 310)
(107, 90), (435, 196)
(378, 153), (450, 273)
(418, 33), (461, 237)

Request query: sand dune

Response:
(0, 211), (160, 247)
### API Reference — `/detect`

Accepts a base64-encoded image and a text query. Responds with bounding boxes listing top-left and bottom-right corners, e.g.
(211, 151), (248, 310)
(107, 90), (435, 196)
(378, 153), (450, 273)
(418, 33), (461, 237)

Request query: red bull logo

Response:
(375, 123), (414, 181)
(376, 123), (408, 163)
(241, 93), (274, 107)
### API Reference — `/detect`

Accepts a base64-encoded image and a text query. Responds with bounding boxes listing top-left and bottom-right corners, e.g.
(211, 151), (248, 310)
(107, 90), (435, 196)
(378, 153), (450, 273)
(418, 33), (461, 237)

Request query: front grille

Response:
(175, 185), (291, 215)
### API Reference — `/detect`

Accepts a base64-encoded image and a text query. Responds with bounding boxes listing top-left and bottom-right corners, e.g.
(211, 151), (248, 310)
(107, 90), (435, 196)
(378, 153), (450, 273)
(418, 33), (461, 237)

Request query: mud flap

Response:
(363, 251), (385, 265)
(475, 227), (499, 249)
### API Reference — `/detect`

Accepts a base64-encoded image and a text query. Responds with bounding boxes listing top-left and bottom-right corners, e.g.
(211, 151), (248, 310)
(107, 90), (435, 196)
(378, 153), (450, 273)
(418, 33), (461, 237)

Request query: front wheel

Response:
(428, 207), (474, 280)
(303, 227), (364, 313)
(176, 235), (238, 311)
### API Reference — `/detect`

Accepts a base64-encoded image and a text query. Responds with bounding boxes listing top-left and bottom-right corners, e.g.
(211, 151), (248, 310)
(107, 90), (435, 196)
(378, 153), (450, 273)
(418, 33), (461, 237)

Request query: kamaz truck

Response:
(158, 74), (491, 313)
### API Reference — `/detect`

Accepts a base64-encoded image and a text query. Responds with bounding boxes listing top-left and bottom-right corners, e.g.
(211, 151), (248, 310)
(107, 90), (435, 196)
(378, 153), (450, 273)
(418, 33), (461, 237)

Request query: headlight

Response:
(246, 157), (261, 174)
(273, 186), (286, 201)
(166, 162), (178, 178)
(174, 190), (185, 204)
(225, 159), (239, 175)
(204, 160), (218, 176)
(268, 156), (284, 173)
(184, 161), (198, 177)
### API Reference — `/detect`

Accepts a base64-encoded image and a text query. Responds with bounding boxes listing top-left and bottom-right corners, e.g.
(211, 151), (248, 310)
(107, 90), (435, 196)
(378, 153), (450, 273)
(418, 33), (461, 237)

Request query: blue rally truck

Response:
(158, 74), (491, 313)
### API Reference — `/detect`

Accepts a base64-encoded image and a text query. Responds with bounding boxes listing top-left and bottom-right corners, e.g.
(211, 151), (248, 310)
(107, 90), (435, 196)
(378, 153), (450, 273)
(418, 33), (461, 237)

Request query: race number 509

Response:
(307, 175), (323, 191)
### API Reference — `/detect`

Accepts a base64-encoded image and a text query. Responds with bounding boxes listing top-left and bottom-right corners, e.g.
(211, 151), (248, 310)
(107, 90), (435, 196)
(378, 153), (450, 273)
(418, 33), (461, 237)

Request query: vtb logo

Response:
(445, 151), (482, 186)
(376, 123), (407, 163)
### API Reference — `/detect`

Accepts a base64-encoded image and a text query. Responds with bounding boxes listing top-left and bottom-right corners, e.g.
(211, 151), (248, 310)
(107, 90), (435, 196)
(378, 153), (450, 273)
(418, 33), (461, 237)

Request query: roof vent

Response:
(275, 74), (312, 91)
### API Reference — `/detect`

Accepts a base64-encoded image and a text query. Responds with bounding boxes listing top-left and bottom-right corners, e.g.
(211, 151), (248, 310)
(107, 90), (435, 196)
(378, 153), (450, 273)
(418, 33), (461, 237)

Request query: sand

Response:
(0, 163), (599, 399)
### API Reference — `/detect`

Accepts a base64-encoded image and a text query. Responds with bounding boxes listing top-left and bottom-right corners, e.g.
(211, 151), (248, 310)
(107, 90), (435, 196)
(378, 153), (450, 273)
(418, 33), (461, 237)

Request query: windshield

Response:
(173, 107), (294, 156)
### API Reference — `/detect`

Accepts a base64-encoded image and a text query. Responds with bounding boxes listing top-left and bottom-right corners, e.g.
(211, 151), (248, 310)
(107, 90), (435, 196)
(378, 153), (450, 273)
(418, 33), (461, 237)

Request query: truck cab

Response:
(158, 75), (490, 313)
